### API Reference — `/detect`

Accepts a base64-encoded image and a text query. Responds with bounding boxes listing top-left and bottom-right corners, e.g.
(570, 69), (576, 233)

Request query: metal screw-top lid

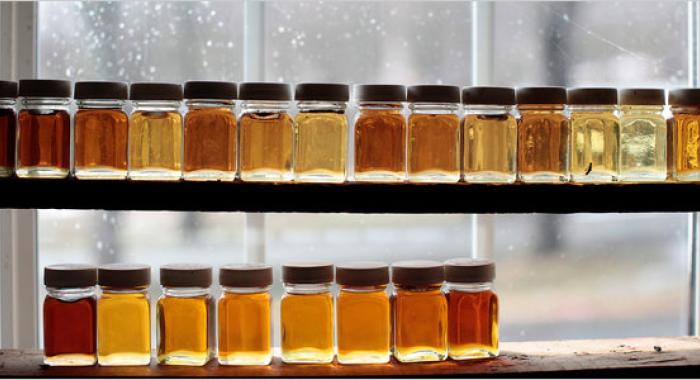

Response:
(354, 84), (406, 102)
(239, 82), (292, 101)
(462, 86), (515, 106)
(295, 83), (350, 102)
(98, 263), (151, 288)
(668, 88), (700, 107)
(282, 261), (334, 284)
(44, 264), (97, 288)
(407, 85), (460, 103)
(516, 87), (567, 105)
(19, 79), (72, 98)
(74, 81), (128, 100)
(129, 82), (183, 101)
(219, 263), (273, 288)
(444, 258), (495, 283)
(184, 81), (237, 100)
(0, 81), (18, 98)
(160, 263), (212, 288)
(567, 88), (618, 105)
(391, 260), (444, 287)
(619, 88), (665, 106)
(336, 261), (389, 287)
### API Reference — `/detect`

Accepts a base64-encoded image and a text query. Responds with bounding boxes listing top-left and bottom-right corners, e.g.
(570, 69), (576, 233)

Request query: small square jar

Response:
(668, 88), (700, 181)
(16, 79), (72, 179)
(0, 81), (17, 177)
(619, 88), (667, 182)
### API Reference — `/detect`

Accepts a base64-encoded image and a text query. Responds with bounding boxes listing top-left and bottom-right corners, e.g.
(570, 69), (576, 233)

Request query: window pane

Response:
(264, 1), (472, 84)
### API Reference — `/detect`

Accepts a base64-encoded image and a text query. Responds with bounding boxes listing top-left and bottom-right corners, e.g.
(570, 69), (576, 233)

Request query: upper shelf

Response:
(1, 178), (699, 213)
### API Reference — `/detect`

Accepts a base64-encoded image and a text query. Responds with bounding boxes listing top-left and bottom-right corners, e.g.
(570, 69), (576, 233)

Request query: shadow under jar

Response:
(280, 262), (335, 364)
(407, 85), (460, 183)
(568, 88), (620, 183)
(392, 260), (448, 363)
(0, 81), (17, 177)
(668, 89), (700, 182)
(183, 81), (238, 181)
(353, 84), (407, 182)
(445, 258), (499, 360)
(74, 81), (129, 180)
(294, 83), (349, 183)
(16, 79), (71, 179)
(128, 82), (183, 181)
(218, 264), (273, 366)
(462, 87), (518, 183)
(618, 89), (667, 182)
(43, 264), (97, 366)
(238, 82), (294, 182)
(516, 87), (570, 183)
(157, 264), (214, 366)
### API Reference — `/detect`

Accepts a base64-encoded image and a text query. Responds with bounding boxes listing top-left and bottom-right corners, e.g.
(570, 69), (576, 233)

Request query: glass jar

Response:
(335, 262), (391, 364)
(392, 260), (447, 363)
(128, 82), (183, 181)
(74, 81), (129, 180)
(43, 264), (97, 366)
(445, 258), (499, 360)
(568, 88), (620, 183)
(407, 85), (460, 183)
(516, 87), (570, 183)
(238, 82), (294, 182)
(462, 87), (518, 183)
(157, 264), (213, 366)
(353, 84), (407, 182)
(16, 79), (72, 179)
(0, 81), (17, 177)
(619, 89), (667, 182)
(218, 264), (273, 366)
(97, 264), (151, 366)
(184, 81), (238, 181)
(668, 89), (699, 181)
(294, 83), (349, 183)
(280, 262), (334, 364)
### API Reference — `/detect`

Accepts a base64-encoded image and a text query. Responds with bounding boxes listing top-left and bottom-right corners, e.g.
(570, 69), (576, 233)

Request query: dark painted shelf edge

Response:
(0, 178), (698, 213)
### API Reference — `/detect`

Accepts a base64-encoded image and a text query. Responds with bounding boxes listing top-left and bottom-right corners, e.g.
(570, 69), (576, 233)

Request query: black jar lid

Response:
(98, 263), (151, 288)
(45, 264), (97, 288)
(619, 88), (665, 106)
(516, 87), (567, 105)
(355, 84), (406, 102)
(336, 261), (389, 287)
(444, 258), (495, 283)
(567, 88), (618, 105)
(130, 82), (183, 101)
(295, 83), (349, 102)
(391, 260), (444, 287)
(0, 81), (18, 98)
(19, 79), (71, 98)
(184, 81), (237, 100)
(160, 263), (212, 288)
(407, 85), (460, 103)
(74, 81), (128, 100)
(668, 88), (700, 107)
(462, 86), (515, 106)
(219, 263), (273, 288)
(282, 261), (334, 284)
(239, 82), (292, 101)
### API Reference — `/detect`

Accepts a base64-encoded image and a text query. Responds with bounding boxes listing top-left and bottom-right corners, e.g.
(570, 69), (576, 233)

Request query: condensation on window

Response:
(38, 1), (243, 82)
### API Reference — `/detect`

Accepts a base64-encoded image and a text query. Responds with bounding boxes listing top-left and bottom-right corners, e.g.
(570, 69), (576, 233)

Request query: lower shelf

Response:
(1, 337), (699, 377)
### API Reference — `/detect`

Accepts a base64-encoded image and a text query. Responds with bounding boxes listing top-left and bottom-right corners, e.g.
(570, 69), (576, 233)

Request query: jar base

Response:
(337, 352), (391, 364)
(128, 168), (182, 181)
(394, 349), (447, 363)
(16, 166), (69, 179)
(158, 352), (210, 366)
(44, 353), (96, 366)
(618, 171), (667, 183)
(675, 171), (700, 182)
(449, 347), (499, 360)
(218, 353), (273, 366)
(281, 350), (334, 364)
(518, 172), (570, 183)
(0, 166), (14, 177)
(75, 167), (128, 180)
(463, 172), (516, 184)
(354, 171), (405, 183)
(407, 171), (460, 183)
(571, 171), (618, 183)
(240, 170), (293, 183)
(184, 170), (236, 182)
(98, 352), (151, 366)
(294, 170), (346, 183)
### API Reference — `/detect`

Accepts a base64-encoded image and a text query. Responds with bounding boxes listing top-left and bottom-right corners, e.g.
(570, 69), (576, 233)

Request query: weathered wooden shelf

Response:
(0, 178), (699, 213)
(1, 337), (699, 377)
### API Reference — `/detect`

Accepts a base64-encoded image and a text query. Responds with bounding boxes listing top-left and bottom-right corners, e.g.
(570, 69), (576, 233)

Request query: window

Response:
(28, 0), (694, 348)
